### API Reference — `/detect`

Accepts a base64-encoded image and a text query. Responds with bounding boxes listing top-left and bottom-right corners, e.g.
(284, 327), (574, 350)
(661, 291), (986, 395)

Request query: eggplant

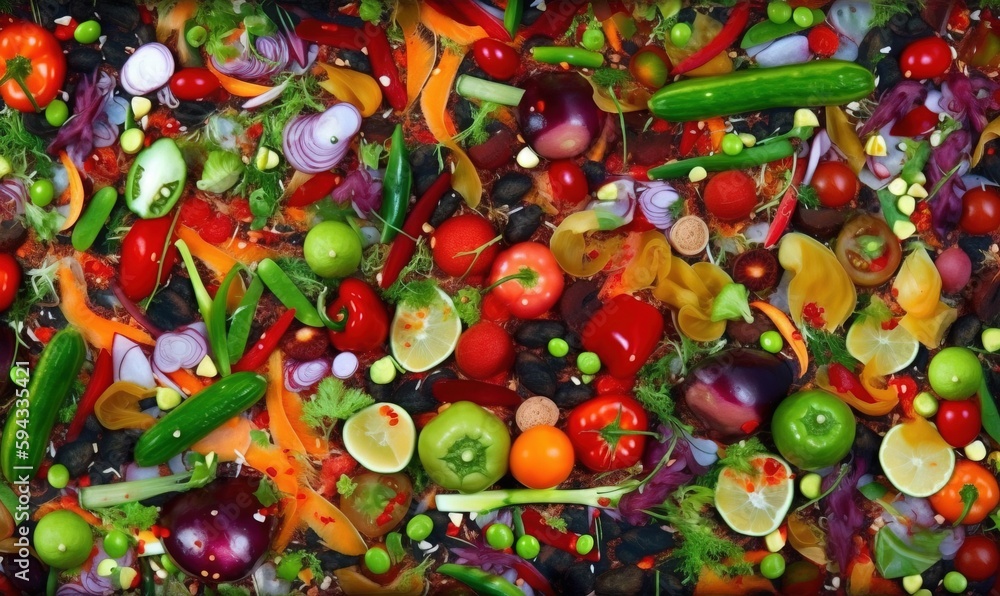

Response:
(680, 348), (794, 442)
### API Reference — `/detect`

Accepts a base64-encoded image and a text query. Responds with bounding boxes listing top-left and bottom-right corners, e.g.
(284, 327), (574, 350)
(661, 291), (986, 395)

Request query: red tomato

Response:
(890, 105), (939, 137)
(566, 395), (649, 472)
(629, 46), (671, 90)
(0, 253), (20, 312)
(811, 161), (859, 208)
(548, 160), (588, 204)
(960, 186), (1000, 235)
(0, 22), (67, 112)
(339, 472), (412, 538)
(471, 38), (519, 80)
(119, 217), (179, 302)
(929, 460), (1000, 525)
(487, 242), (564, 319)
(703, 170), (758, 221)
(936, 399), (981, 447)
(955, 535), (1000, 582)
(900, 37), (953, 79)
(169, 67), (221, 101)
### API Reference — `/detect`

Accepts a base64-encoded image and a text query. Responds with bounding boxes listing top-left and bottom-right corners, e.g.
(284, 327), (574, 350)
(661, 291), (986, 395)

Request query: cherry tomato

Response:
(833, 214), (902, 287)
(811, 161), (859, 208)
(629, 46), (672, 90)
(339, 472), (412, 538)
(471, 38), (519, 80)
(955, 535), (1000, 582)
(936, 399), (982, 448)
(960, 186), (1000, 235)
(890, 105), (939, 137)
(119, 217), (179, 302)
(509, 425), (575, 489)
(566, 395), (649, 472)
(900, 37), (953, 79)
(487, 242), (565, 319)
(169, 67), (221, 101)
(0, 253), (21, 312)
(703, 170), (758, 221)
(548, 160), (588, 204)
(929, 460), (1000, 525)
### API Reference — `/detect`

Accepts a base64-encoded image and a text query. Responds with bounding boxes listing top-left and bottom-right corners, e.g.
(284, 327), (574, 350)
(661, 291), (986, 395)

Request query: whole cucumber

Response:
(1, 327), (87, 482)
(648, 60), (875, 122)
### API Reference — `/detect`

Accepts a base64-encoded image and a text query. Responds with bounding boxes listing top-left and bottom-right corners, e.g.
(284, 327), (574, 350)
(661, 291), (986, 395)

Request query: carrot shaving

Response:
(58, 262), (154, 350)
(265, 351), (307, 453)
(205, 61), (275, 97)
(175, 224), (274, 278)
(419, 3), (488, 45)
(272, 496), (299, 553)
(165, 367), (204, 396)
(57, 151), (84, 231)
(398, 1), (437, 109)
(751, 301), (809, 378)
(421, 49), (483, 207)
(281, 387), (329, 456)
(602, 19), (623, 53)
(33, 495), (102, 526)
(299, 486), (367, 555)
(190, 416), (252, 462)
(706, 117), (726, 153)
(243, 443), (303, 497)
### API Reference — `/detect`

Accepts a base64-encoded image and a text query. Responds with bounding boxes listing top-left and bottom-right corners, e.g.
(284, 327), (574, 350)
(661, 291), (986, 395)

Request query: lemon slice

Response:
(715, 454), (794, 537)
(845, 318), (920, 376)
(342, 403), (416, 473)
(879, 417), (955, 498)
(390, 287), (462, 373)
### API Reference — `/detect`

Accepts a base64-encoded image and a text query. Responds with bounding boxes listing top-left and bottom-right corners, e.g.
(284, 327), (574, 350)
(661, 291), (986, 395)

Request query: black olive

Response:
(515, 320), (567, 348)
(515, 352), (556, 397)
(491, 172), (534, 207)
(503, 204), (543, 244)
(429, 190), (463, 228)
(54, 441), (97, 479)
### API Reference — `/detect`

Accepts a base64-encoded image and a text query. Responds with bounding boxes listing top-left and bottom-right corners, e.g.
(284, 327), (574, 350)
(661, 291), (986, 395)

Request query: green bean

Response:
(531, 46), (605, 68)
(71, 187), (117, 251)
(647, 140), (795, 180)
(257, 258), (324, 327)
(226, 274), (264, 365)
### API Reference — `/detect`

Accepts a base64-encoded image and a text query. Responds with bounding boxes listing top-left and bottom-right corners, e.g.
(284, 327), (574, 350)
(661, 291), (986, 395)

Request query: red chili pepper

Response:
(519, 508), (599, 562)
(519, 0), (589, 40)
(362, 23), (407, 111)
(294, 19), (367, 50)
(325, 278), (390, 352)
(679, 121), (700, 157)
(431, 379), (523, 407)
(286, 171), (343, 208)
(380, 171), (452, 289)
(424, 0), (511, 40)
(764, 158), (806, 248)
(66, 349), (113, 442)
(827, 363), (878, 404)
(889, 375), (919, 418)
(232, 309), (297, 372)
(671, 2), (751, 75)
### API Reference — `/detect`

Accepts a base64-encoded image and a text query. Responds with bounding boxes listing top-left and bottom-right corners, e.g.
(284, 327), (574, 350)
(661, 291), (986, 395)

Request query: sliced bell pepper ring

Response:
(431, 379), (523, 408)
(764, 155), (805, 248)
(379, 171), (452, 289)
(65, 348), (113, 442)
(750, 301), (808, 378)
(232, 308), (297, 372)
(519, 508), (599, 562)
(671, 2), (750, 75)
(423, 0), (511, 40)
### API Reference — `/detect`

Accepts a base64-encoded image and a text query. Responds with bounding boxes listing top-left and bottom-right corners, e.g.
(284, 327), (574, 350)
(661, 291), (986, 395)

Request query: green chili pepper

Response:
(209, 265), (246, 377)
(437, 563), (523, 596)
(379, 123), (411, 243)
(504, 0), (523, 39)
(71, 186), (117, 251)
(531, 46), (605, 68)
(257, 258), (324, 327)
(740, 9), (825, 48)
(978, 371), (1000, 445)
(226, 274), (263, 365)
(140, 558), (156, 596)
(648, 139), (795, 180)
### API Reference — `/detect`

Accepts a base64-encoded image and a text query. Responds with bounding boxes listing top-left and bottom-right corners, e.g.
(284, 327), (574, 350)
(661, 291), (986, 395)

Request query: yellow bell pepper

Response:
(899, 301), (958, 349)
(778, 233), (857, 333)
(892, 248), (941, 318)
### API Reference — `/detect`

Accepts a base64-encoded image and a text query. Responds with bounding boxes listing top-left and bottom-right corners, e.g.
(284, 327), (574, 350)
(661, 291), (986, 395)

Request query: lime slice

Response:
(342, 403), (416, 473)
(390, 288), (461, 373)
(845, 318), (919, 376)
(878, 416), (955, 498)
(715, 454), (794, 537)
(34, 510), (95, 569)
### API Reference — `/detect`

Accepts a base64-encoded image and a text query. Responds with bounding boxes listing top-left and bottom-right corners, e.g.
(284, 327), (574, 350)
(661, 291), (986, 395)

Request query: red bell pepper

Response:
(295, 19), (367, 50)
(66, 349), (112, 442)
(671, 2), (751, 75)
(232, 309), (297, 372)
(581, 294), (664, 378)
(519, 508), (600, 562)
(764, 157), (805, 248)
(322, 279), (390, 353)
(379, 171), (452, 289)
(423, 0), (511, 40)
(827, 363), (878, 404)
(286, 171), (343, 208)
(431, 379), (523, 407)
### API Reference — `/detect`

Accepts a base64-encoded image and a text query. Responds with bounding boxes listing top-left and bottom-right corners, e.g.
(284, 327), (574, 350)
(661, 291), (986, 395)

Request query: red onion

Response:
(859, 81), (927, 136)
(111, 282), (164, 337)
(332, 352), (359, 379)
(0, 178), (25, 218)
(936, 247), (972, 295)
(153, 325), (208, 373)
(802, 129), (832, 186)
(637, 180), (679, 230)
(157, 84), (180, 109)
(284, 358), (330, 392)
(331, 168), (382, 214)
(113, 334), (156, 389)
(211, 34), (289, 80)
(120, 42), (175, 95)
(517, 72), (604, 160)
(49, 71), (117, 168)
(585, 179), (635, 223)
(242, 79), (289, 110)
(152, 360), (184, 394)
(282, 103), (362, 174)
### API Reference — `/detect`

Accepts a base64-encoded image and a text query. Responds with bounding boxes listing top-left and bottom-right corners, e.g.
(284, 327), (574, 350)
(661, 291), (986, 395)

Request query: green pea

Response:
(767, 1), (792, 24)
(74, 20), (102, 44)
(47, 463), (69, 489)
(103, 530), (130, 559)
(759, 330), (783, 353)
(185, 25), (208, 47)
(670, 22), (692, 47)
(160, 554), (180, 574)
(759, 553), (785, 579)
(581, 29), (605, 51)
(575, 534), (595, 555)
(547, 337), (569, 357)
(406, 514), (434, 542)
(29, 179), (55, 207)
(364, 547), (391, 575)
(486, 523), (515, 550)
(721, 133), (744, 156)
(577, 351), (601, 375)
(792, 6), (814, 27)
(943, 571), (967, 593)
(515, 535), (540, 559)
(44, 99), (69, 127)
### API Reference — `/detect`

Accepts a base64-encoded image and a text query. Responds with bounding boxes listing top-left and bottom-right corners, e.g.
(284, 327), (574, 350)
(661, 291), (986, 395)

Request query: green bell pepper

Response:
(417, 401), (511, 494)
(771, 389), (856, 471)
(125, 138), (186, 219)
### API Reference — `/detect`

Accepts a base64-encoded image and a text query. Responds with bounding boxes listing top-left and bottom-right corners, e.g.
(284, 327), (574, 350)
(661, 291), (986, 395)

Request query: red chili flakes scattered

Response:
(802, 302), (826, 329)
(246, 121), (264, 141)
(880, 318), (900, 331)
(266, 466), (278, 478)
(84, 147), (121, 183)
(597, 497), (611, 507)
(637, 556), (656, 570)
(136, 540), (146, 555)
(911, 201), (932, 233)
(740, 420), (760, 434)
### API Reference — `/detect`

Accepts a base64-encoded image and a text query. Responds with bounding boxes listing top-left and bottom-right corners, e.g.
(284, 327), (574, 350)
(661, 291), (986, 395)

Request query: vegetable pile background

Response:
(2, 0), (1000, 594)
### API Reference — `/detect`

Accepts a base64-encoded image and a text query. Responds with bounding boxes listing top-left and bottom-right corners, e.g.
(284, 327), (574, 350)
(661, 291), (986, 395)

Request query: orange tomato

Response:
(509, 425), (574, 489)
(929, 460), (1000, 525)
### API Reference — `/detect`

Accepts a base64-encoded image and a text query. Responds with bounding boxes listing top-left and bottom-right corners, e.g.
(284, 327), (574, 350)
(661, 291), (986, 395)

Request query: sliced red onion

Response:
(113, 334), (156, 389)
(153, 326), (208, 373)
(586, 180), (636, 223)
(152, 360), (185, 394)
(332, 168), (382, 214)
(92, 118), (119, 148)
(157, 84), (180, 109)
(924, 89), (945, 114)
(211, 34), (289, 80)
(120, 42), (175, 95)
(332, 352), (359, 379)
(283, 103), (362, 174)
(755, 36), (811, 67)
(802, 129), (832, 186)
(284, 358), (331, 392)
(242, 79), (289, 110)
(637, 180), (679, 230)
(288, 44), (319, 75)
(0, 178), (26, 218)
(111, 282), (164, 337)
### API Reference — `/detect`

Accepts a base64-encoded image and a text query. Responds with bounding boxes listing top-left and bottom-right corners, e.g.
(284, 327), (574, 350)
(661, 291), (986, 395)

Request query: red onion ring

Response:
(283, 103), (362, 174)
(211, 34), (289, 80)
(120, 42), (175, 95)
(112, 334), (156, 388)
(284, 358), (331, 392)
(111, 282), (164, 337)
(152, 326), (208, 373)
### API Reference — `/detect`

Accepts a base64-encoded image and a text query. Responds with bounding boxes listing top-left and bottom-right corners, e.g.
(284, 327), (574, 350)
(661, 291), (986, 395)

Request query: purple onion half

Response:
(517, 72), (604, 160)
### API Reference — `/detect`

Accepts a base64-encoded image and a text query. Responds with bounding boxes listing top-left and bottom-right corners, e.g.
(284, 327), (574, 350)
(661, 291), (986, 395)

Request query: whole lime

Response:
(303, 221), (362, 278)
(928, 347), (982, 400)
(34, 510), (94, 569)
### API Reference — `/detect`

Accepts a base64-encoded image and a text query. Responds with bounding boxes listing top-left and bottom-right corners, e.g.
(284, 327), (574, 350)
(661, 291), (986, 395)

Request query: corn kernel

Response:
(864, 134), (887, 156)
(896, 195), (916, 216)
(516, 146), (540, 169)
(964, 440), (987, 462)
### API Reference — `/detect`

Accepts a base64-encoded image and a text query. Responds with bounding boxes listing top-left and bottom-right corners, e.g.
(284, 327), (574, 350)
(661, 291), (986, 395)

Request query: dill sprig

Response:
(0, 108), (53, 178)
(591, 67), (632, 91)
(870, 0), (927, 27)
(803, 325), (858, 368)
(453, 101), (500, 147)
(797, 184), (821, 209)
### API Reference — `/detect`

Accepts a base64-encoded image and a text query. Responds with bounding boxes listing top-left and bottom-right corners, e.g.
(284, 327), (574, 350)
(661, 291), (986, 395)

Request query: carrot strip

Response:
(299, 486), (367, 555)
(57, 151), (84, 231)
(272, 496), (299, 553)
(266, 351), (307, 453)
(706, 117), (726, 153)
(34, 495), (103, 526)
(165, 367), (204, 396)
(419, 3), (488, 45)
(58, 263), (154, 350)
(282, 388), (329, 456)
(190, 416), (252, 462)
(243, 443), (303, 497)
(175, 224), (274, 277)
(205, 61), (275, 97)
(398, 1), (437, 109)
(751, 301), (808, 378)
